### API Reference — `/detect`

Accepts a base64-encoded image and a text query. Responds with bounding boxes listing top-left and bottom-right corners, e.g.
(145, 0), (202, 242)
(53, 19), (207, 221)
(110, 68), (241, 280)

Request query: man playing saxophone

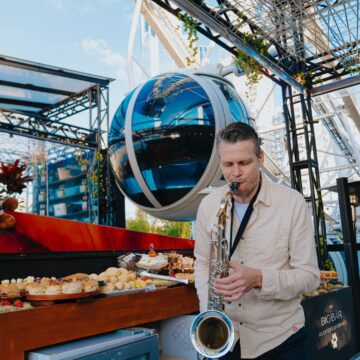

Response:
(194, 122), (320, 359)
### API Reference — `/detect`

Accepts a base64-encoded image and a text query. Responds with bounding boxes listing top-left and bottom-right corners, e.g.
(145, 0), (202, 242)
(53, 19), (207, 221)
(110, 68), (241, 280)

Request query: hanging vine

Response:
(234, 32), (269, 87)
(178, 12), (199, 66)
(75, 149), (106, 198)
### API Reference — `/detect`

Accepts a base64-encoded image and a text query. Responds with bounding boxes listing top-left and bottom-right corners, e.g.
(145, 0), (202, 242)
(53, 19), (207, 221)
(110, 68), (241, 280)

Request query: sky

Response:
(1, 0), (142, 217)
(1, 0), (135, 119)
(2, 0), (360, 222)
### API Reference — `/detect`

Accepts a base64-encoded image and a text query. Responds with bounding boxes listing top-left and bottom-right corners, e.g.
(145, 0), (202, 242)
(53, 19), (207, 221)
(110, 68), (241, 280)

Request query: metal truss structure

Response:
(151, 0), (360, 89)
(0, 55), (113, 224)
(282, 85), (327, 266)
(0, 55), (112, 150)
(150, 0), (360, 268)
(0, 87), (110, 150)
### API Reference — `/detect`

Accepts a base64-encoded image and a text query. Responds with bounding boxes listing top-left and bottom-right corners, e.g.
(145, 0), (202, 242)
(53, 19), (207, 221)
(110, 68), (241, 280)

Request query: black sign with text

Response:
(302, 287), (358, 360)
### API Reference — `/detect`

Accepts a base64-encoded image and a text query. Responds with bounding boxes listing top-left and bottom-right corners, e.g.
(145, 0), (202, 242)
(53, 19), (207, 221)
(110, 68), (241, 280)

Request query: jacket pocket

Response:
(246, 229), (289, 266)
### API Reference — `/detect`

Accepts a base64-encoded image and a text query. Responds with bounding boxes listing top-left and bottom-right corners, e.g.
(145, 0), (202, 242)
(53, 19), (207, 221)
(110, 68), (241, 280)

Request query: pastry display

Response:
(136, 253), (168, 271)
(320, 270), (338, 281)
(118, 253), (141, 270)
(26, 283), (46, 295)
(83, 280), (99, 293)
(62, 273), (89, 282)
(0, 284), (21, 298)
(61, 281), (83, 294)
(175, 272), (195, 284)
(45, 284), (62, 295)
(0, 251), (194, 301)
(100, 282), (115, 293)
(166, 252), (194, 272)
(303, 270), (344, 298)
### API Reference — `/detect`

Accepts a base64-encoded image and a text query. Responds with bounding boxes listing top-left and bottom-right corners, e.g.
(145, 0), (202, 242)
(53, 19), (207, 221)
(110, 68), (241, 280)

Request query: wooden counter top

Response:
(0, 286), (199, 360)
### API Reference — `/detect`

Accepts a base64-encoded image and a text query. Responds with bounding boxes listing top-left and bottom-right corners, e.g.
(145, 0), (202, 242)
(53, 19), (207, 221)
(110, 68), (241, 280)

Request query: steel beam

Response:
(0, 54), (113, 86)
(311, 75), (360, 96)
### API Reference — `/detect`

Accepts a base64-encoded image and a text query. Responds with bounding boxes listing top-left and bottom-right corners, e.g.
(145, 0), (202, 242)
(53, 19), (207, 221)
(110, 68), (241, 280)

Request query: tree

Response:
(126, 208), (192, 239)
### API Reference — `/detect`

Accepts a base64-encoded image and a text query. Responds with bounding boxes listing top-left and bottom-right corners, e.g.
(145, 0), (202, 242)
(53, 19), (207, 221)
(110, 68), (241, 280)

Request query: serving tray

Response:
(26, 290), (100, 306)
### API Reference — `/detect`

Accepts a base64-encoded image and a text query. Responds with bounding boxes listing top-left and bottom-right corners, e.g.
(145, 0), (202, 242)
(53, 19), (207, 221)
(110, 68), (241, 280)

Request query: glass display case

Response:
(32, 147), (96, 223)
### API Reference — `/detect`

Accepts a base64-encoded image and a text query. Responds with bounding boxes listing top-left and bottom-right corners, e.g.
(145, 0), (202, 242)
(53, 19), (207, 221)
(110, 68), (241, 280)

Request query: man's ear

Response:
(258, 149), (265, 166)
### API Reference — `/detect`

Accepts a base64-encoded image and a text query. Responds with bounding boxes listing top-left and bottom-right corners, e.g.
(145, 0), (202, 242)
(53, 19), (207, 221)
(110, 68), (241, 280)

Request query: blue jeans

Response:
(220, 328), (309, 360)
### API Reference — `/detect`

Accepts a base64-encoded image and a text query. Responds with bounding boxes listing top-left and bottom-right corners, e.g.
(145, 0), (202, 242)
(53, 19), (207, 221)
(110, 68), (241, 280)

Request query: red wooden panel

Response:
(0, 212), (194, 253)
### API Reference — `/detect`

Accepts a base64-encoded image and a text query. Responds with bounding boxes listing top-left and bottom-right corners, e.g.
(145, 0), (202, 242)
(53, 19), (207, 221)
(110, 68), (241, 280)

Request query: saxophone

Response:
(190, 182), (238, 359)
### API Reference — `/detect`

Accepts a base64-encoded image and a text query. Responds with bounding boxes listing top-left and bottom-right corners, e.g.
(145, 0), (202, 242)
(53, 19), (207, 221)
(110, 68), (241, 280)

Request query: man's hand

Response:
(214, 262), (262, 302)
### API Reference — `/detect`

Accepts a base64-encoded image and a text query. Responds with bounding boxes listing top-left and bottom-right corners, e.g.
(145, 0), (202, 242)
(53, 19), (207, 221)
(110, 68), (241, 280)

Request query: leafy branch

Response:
(178, 12), (199, 66)
(234, 32), (269, 87)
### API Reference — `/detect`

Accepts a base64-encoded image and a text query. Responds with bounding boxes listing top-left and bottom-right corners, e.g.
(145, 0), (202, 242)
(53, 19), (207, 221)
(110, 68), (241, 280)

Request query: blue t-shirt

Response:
(234, 201), (249, 223)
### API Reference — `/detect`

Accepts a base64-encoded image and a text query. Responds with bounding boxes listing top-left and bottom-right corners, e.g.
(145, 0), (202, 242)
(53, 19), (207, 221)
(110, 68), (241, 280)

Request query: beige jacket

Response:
(194, 174), (320, 359)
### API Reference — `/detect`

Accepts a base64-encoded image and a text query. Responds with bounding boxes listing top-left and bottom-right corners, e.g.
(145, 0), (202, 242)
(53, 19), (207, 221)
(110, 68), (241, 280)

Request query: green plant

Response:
(324, 258), (335, 271)
(89, 151), (106, 198)
(234, 32), (268, 87)
(75, 150), (105, 198)
(75, 149), (89, 170)
(178, 12), (199, 66)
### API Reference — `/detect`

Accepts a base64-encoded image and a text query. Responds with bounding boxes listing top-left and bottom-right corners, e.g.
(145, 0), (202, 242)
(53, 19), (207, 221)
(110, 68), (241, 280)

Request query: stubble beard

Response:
(233, 174), (261, 203)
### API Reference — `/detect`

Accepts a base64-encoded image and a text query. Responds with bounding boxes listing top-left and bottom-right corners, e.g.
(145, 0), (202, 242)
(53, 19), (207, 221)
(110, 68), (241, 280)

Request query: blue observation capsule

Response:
(108, 71), (251, 221)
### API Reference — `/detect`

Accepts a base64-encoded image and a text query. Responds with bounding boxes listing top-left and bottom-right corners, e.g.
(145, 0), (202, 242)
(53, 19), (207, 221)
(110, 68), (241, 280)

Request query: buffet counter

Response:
(0, 286), (199, 360)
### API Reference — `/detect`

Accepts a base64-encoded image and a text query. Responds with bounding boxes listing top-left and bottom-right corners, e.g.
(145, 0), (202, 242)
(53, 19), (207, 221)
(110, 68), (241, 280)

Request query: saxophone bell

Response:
(190, 310), (234, 358)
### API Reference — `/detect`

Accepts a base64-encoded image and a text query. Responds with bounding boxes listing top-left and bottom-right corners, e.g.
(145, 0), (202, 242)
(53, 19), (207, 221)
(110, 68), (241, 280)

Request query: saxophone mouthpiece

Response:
(229, 182), (239, 193)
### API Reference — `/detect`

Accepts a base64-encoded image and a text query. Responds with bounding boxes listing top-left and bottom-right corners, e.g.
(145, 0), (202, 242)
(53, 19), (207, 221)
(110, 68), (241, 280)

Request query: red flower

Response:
(0, 159), (32, 195)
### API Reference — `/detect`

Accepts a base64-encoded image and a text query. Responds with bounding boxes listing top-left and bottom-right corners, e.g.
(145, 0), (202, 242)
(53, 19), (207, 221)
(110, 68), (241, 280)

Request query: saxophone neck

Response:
(217, 183), (237, 227)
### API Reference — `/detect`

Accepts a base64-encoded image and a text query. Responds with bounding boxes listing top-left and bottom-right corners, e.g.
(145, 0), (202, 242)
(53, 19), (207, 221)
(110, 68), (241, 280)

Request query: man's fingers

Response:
(215, 275), (235, 285)
(215, 279), (243, 291)
(229, 261), (241, 270)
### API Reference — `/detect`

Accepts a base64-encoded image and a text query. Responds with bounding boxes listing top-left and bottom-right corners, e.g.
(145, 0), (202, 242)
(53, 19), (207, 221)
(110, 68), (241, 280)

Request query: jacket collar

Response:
(254, 171), (271, 207)
(222, 171), (271, 208)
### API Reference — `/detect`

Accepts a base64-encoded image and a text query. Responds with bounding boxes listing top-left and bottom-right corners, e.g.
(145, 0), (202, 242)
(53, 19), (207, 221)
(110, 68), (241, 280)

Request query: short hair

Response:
(216, 122), (261, 157)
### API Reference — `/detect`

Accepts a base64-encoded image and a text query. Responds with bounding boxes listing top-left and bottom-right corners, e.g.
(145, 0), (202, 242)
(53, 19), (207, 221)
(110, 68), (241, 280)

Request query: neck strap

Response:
(229, 177), (262, 259)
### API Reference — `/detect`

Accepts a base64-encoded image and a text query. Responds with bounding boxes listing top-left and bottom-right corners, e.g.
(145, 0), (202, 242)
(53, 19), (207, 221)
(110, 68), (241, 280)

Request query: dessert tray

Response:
(26, 290), (100, 306)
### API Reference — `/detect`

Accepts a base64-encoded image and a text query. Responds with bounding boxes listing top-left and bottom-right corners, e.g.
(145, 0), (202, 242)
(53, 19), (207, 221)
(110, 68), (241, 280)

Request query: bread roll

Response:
(83, 280), (99, 292)
(114, 281), (124, 290)
(26, 283), (46, 295)
(117, 274), (129, 283)
(62, 273), (89, 282)
(45, 285), (61, 295)
(98, 272), (109, 281)
(117, 268), (129, 276)
(100, 283), (115, 293)
(105, 267), (119, 276)
(61, 281), (83, 294)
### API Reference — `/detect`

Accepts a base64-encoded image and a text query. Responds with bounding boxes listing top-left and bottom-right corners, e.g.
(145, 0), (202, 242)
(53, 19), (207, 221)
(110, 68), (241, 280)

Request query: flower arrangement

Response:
(0, 159), (32, 197)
